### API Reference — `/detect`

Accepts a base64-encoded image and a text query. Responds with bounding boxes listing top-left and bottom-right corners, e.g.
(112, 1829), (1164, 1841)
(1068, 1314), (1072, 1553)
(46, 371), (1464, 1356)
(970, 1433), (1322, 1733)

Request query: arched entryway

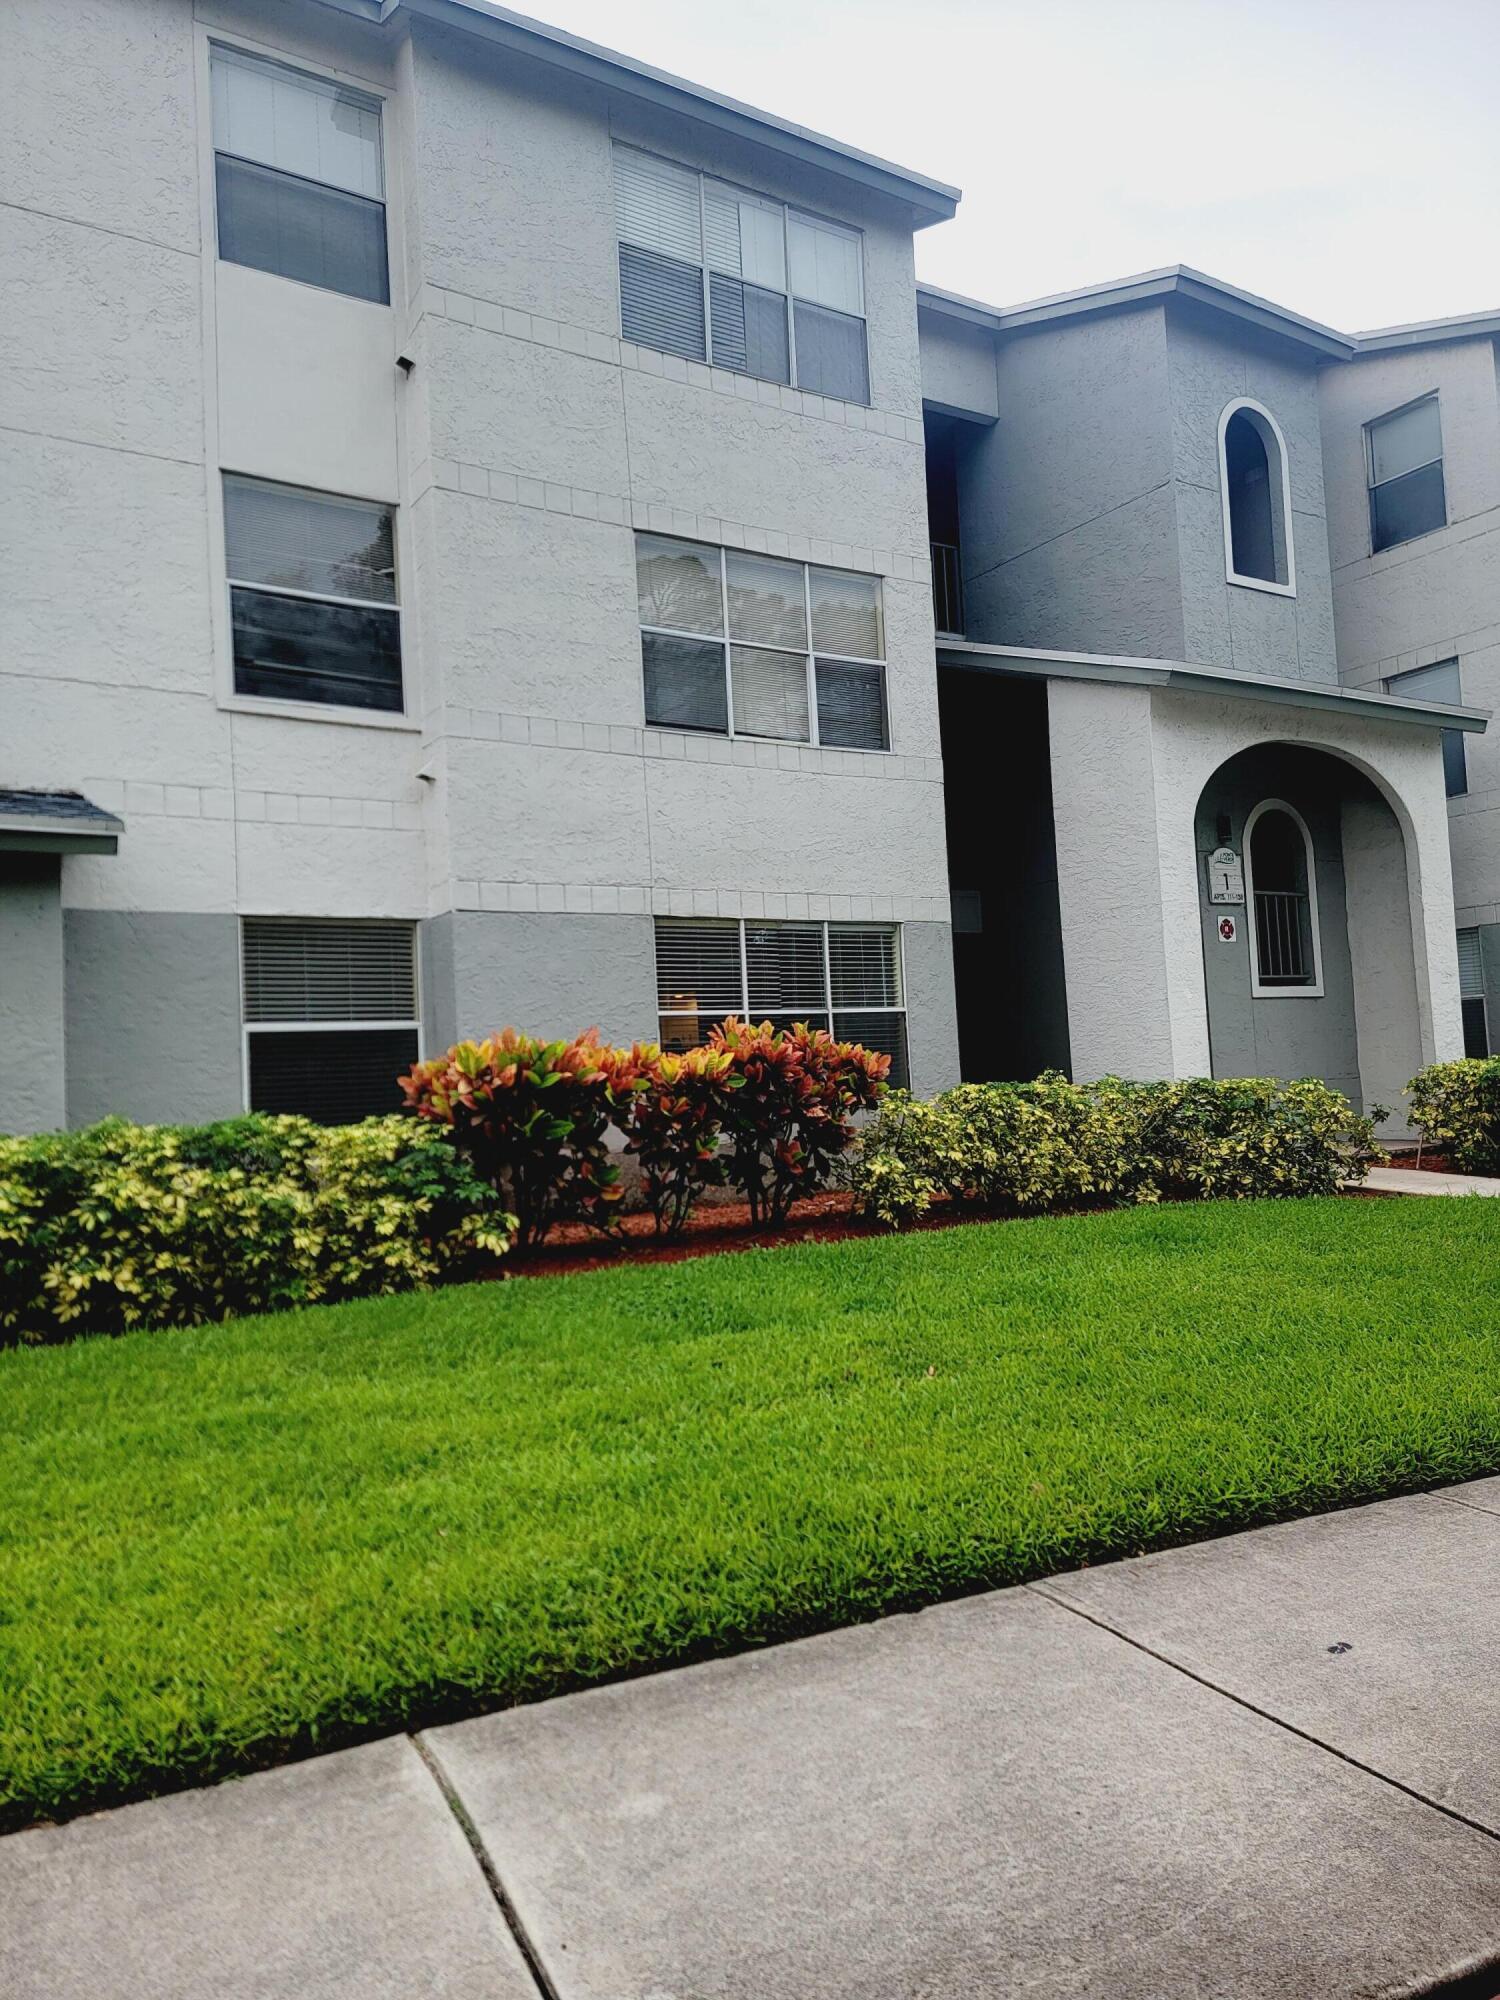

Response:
(1195, 743), (1423, 1113)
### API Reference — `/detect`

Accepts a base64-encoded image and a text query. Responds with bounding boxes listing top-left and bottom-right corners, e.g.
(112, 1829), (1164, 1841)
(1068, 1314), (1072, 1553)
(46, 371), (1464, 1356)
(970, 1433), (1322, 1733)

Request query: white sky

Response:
(528, 0), (1500, 333)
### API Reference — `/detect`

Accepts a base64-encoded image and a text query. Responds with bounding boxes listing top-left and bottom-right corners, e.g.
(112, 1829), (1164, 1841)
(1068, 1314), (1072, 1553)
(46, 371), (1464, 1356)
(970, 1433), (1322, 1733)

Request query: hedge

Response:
(851, 1072), (1383, 1228)
(0, 1114), (515, 1346)
(1406, 1058), (1500, 1174)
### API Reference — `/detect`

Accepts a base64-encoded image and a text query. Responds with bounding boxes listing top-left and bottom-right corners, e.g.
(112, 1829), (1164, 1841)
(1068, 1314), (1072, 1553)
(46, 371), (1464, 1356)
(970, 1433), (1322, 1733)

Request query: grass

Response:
(4, 1195), (1500, 1829)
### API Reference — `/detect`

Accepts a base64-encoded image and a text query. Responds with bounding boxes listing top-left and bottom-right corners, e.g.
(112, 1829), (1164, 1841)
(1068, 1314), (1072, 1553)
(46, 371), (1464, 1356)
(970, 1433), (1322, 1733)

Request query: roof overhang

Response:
(918, 267), (1357, 361)
(937, 639), (1490, 734)
(1352, 309), (1500, 356)
(0, 791), (124, 855)
(377, 0), (960, 224)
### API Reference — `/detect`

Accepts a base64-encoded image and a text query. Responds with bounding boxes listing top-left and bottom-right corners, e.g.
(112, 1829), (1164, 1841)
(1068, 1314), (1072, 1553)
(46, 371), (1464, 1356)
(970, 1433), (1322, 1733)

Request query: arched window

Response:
(1245, 799), (1322, 995)
(1218, 400), (1295, 594)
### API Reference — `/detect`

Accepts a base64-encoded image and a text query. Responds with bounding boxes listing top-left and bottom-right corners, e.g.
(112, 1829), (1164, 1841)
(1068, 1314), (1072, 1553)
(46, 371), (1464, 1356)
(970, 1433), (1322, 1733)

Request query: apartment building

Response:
(0, 0), (1489, 1137)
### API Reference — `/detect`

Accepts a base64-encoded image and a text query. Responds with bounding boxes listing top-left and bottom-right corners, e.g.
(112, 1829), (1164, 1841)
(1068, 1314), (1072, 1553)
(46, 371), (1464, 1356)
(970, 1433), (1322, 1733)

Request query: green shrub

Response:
(1126, 1076), (1383, 1201)
(0, 1115), (514, 1345)
(1406, 1058), (1500, 1174)
(852, 1073), (1381, 1228)
(708, 1019), (890, 1227)
(401, 1029), (647, 1248)
(852, 1071), (1135, 1228)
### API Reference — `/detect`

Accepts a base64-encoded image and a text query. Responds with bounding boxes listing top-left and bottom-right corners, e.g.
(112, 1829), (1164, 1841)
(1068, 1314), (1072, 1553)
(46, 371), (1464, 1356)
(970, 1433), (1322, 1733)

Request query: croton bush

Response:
(402, 1019), (891, 1240)
(0, 1114), (514, 1346)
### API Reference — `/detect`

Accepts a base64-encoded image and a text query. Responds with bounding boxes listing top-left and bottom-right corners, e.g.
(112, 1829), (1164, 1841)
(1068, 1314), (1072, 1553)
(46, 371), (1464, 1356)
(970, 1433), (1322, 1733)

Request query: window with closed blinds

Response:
(211, 44), (388, 304)
(242, 918), (418, 1123)
(636, 533), (888, 750)
(653, 918), (907, 1085)
(1458, 926), (1489, 1058)
(612, 144), (869, 403)
(225, 475), (403, 713)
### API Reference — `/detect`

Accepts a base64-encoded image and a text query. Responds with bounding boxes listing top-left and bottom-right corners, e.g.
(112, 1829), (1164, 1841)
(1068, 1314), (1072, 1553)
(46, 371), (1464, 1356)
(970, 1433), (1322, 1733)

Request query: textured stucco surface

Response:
(1047, 676), (1459, 1094)
(63, 911), (243, 1128)
(1192, 746), (1362, 1106)
(0, 860), (65, 1135)
(1320, 338), (1500, 930)
(433, 911), (660, 1050)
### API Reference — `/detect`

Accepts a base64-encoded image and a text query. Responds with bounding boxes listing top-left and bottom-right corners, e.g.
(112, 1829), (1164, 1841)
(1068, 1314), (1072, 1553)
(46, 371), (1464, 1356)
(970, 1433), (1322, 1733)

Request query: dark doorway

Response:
(938, 670), (1070, 1081)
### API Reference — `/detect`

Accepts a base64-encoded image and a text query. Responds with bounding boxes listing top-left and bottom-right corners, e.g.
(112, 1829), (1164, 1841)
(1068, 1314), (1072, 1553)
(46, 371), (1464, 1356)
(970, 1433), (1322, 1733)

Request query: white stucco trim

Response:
(1217, 398), (1297, 598)
(1242, 797), (1324, 998)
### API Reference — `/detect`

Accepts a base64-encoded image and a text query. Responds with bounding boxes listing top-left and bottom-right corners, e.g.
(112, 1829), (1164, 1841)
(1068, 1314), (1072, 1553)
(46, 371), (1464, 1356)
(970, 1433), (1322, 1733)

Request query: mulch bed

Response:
(500, 1188), (1000, 1279)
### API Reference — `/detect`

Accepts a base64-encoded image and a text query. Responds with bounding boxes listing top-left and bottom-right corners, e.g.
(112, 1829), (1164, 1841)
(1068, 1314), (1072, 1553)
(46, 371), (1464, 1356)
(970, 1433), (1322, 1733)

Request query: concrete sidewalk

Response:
(5, 1487), (1500, 1999)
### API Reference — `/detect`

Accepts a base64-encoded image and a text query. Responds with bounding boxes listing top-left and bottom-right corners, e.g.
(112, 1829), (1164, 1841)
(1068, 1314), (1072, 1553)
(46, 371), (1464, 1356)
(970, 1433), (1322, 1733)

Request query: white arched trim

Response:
(1217, 397), (1297, 598)
(1243, 796), (1324, 997)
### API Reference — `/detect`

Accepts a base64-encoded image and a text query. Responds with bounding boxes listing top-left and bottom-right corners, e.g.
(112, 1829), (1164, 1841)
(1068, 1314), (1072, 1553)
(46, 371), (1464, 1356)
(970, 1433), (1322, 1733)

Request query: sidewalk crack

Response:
(410, 1732), (560, 1999)
(1025, 1581), (1500, 1850)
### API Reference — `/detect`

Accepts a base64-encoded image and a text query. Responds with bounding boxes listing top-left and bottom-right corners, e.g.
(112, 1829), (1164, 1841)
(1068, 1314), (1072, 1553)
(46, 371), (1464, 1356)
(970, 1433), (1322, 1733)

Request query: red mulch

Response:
(1386, 1149), (1455, 1174)
(497, 1188), (995, 1279)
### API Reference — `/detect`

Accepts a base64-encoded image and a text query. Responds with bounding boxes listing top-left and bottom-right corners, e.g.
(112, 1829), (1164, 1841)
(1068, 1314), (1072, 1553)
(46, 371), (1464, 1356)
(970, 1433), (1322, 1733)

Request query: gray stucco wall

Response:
(1193, 747), (1363, 1105)
(1165, 305), (1337, 684)
(960, 305), (1187, 662)
(899, 920), (962, 1098)
(0, 858), (65, 1134)
(64, 911), (242, 1128)
(422, 911), (659, 1052)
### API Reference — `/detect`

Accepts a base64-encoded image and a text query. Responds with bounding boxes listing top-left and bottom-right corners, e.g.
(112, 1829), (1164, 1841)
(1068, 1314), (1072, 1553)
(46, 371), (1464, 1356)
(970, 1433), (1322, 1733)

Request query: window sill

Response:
(1249, 984), (1326, 1000)
(646, 726), (894, 759)
(1226, 571), (1296, 599)
(219, 695), (421, 733)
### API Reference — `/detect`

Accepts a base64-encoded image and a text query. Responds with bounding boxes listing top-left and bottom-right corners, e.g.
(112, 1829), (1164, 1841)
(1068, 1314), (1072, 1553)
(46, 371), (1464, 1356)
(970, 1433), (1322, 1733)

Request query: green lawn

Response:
(4, 1196), (1500, 1829)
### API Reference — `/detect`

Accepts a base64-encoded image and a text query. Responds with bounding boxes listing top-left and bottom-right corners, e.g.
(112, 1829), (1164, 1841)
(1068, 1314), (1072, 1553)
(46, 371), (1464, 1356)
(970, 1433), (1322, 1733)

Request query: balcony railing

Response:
(1254, 889), (1312, 984)
(931, 541), (963, 636)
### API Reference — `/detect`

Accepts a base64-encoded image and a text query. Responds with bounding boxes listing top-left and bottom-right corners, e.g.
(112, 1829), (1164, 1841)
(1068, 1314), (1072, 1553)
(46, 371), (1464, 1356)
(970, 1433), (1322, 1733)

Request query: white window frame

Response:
(654, 916), (907, 1050)
(1217, 398), (1297, 597)
(613, 144), (869, 402)
(223, 473), (408, 720)
(208, 38), (391, 306)
(238, 917), (422, 1114)
(636, 535), (889, 751)
(1243, 798), (1324, 998)
(1364, 392), (1446, 555)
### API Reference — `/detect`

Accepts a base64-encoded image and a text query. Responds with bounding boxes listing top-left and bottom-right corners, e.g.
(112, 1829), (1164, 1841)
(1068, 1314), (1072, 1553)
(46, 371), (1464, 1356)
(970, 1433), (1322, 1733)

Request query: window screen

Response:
(225, 475), (402, 712)
(242, 918), (418, 1125)
(1368, 397), (1445, 553)
(211, 45), (388, 304)
(636, 535), (887, 749)
(1384, 659), (1465, 797)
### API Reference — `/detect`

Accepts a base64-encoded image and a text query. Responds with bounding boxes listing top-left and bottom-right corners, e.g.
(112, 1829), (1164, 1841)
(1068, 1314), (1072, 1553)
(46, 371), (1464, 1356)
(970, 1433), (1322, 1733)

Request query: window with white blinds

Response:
(654, 918), (907, 1084)
(242, 918), (419, 1124)
(225, 475), (403, 713)
(613, 145), (869, 403)
(637, 534), (887, 750)
(1458, 926), (1490, 1058)
(211, 44), (389, 304)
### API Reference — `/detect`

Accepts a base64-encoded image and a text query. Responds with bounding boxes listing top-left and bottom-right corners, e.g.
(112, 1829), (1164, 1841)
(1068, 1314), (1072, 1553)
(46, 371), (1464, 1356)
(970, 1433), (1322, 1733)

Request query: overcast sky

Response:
(531, 0), (1499, 333)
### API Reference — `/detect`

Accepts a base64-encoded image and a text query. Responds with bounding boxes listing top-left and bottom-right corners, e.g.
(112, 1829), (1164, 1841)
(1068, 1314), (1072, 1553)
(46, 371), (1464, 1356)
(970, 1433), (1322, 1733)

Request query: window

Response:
(1458, 928), (1490, 1058)
(613, 145), (869, 404)
(1384, 659), (1466, 796)
(242, 918), (419, 1123)
(225, 475), (403, 713)
(654, 918), (908, 1084)
(1245, 800), (1322, 996)
(1218, 400), (1293, 591)
(1367, 396), (1445, 553)
(211, 44), (389, 304)
(636, 535), (887, 749)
